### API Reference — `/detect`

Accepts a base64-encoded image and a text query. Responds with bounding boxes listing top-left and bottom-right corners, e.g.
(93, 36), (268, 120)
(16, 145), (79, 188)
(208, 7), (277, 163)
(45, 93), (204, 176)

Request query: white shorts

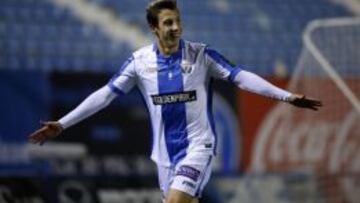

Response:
(157, 152), (213, 199)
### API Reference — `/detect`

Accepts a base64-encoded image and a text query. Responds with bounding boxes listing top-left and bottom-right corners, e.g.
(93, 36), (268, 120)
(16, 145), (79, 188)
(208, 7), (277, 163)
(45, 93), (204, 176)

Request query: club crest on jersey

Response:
(181, 61), (193, 74)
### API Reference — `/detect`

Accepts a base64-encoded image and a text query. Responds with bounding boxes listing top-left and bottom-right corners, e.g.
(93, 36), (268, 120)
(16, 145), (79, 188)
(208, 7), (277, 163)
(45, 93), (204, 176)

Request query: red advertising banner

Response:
(236, 77), (288, 171)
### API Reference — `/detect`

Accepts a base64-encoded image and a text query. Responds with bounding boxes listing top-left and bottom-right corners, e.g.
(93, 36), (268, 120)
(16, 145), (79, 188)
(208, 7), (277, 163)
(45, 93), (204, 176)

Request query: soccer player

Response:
(29, 0), (322, 202)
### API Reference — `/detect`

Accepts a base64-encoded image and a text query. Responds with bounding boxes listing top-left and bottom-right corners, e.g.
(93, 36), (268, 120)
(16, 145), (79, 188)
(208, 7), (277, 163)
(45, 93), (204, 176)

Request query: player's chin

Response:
(166, 38), (180, 47)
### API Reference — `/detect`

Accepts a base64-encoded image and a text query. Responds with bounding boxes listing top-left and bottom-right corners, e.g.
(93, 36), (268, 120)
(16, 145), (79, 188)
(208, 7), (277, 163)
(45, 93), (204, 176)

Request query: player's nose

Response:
(171, 22), (180, 32)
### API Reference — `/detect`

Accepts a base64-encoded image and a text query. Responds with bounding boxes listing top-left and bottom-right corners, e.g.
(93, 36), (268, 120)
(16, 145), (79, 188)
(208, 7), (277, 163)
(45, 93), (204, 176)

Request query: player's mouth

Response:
(169, 32), (181, 38)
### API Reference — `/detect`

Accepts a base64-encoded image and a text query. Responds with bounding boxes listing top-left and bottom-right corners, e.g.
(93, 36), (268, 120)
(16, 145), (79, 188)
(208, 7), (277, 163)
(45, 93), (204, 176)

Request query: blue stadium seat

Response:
(0, 0), (353, 74)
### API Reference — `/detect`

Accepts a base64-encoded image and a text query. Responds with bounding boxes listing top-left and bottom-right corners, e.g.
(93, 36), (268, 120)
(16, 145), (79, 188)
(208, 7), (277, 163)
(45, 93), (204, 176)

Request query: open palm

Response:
(29, 121), (63, 145)
(289, 94), (323, 111)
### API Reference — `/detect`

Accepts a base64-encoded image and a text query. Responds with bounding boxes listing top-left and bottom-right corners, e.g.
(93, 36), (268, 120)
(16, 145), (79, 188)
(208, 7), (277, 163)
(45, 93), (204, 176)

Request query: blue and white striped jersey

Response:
(108, 39), (241, 167)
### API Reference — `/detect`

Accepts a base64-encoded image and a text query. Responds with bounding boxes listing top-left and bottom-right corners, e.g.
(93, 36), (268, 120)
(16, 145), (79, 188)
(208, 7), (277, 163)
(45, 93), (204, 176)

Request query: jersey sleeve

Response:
(107, 56), (137, 95)
(233, 70), (292, 101)
(204, 47), (242, 82)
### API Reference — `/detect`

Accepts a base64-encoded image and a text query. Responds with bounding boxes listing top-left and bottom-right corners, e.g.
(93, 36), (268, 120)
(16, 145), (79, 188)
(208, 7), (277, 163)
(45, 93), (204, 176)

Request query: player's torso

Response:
(135, 41), (211, 128)
(132, 41), (216, 165)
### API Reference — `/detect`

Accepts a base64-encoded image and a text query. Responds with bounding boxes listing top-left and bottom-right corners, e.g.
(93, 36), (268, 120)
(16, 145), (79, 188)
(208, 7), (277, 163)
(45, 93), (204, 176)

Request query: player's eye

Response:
(163, 19), (173, 26)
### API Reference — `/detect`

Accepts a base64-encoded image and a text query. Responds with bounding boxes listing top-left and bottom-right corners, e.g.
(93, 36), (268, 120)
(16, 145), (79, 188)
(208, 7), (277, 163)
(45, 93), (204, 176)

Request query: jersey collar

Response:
(153, 39), (184, 63)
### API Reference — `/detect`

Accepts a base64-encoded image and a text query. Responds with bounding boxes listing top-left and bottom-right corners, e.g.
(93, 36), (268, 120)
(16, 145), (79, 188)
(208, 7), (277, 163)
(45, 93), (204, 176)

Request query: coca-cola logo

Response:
(251, 106), (359, 173)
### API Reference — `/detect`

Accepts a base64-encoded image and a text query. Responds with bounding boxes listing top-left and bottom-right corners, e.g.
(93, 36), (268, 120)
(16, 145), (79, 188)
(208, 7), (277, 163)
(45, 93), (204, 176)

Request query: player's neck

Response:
(157, 40), (179, 56)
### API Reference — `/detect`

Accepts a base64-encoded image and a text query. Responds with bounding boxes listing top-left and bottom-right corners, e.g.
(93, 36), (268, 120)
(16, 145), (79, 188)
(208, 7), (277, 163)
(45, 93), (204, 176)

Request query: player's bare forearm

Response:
(29, 121), (63, 145)
(287, 93), (323, 111)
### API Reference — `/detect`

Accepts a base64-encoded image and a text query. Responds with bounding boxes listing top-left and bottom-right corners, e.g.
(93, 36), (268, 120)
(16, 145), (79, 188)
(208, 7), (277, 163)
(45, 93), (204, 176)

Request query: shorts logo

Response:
(151, 91), (197, 105)
(176, 165), (200, 181)
(182, 180), (196, 189)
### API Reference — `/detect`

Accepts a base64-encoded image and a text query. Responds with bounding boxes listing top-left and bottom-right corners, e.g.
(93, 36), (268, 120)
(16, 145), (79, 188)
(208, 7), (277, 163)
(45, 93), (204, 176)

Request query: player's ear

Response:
(150, 25), (159, 36)
(150, 25), (156, 32)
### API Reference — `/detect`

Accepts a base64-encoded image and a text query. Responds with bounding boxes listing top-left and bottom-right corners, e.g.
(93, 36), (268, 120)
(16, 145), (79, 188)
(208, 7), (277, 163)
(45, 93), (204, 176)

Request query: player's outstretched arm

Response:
(29, 85), (117, 145)
(233, 70), (322, 110)
(233, 70), (292, 101)
(287, 93), (323, 111)
(29, 121), (63, 145)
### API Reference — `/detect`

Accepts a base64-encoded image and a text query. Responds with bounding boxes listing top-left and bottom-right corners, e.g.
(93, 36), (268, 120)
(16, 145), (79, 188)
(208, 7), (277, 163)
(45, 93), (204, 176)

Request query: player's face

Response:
(153, 9), (182, 52)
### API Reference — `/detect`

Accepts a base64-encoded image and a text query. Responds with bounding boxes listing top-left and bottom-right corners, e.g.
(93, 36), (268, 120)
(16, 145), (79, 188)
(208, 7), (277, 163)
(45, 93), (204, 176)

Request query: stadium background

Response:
(0, 0), (359, 202)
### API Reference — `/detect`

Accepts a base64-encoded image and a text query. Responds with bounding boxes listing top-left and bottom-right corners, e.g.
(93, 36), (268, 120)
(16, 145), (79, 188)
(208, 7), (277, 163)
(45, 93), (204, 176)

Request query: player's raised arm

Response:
(29, 85), (117, 145)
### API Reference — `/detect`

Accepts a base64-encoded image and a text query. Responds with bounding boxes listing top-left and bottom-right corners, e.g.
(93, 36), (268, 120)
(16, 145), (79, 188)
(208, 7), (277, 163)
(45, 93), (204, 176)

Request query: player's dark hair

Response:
(146, 0), (178, 28)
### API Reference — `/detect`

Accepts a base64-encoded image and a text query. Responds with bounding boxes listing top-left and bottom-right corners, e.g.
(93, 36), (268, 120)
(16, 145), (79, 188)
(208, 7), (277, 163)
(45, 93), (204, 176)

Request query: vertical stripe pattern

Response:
(156, 42), (189, 166)
(207, 78), (217, 154)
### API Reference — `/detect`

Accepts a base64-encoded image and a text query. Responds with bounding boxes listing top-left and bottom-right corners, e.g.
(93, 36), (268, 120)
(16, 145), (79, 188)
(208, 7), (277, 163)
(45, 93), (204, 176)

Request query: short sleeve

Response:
(205, 47), (242, 82)
(107, 56), (137, 95)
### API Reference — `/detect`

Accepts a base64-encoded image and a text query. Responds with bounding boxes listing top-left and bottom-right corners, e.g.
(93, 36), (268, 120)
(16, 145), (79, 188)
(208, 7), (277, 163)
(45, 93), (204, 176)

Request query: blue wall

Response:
(0, 70), (50, 142)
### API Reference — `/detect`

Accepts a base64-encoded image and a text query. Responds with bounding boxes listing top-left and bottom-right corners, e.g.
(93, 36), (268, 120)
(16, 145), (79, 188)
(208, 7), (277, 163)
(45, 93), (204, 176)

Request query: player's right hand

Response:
(29, 121), (63, 145)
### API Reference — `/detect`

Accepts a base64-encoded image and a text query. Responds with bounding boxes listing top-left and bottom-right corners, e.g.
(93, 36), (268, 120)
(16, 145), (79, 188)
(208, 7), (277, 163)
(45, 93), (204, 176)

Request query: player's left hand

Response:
(288, 94), (323, 111)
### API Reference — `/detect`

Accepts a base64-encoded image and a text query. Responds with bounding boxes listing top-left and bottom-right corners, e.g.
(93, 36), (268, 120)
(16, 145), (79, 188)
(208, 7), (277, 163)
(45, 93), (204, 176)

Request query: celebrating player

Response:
(29, 1), (322, 203)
